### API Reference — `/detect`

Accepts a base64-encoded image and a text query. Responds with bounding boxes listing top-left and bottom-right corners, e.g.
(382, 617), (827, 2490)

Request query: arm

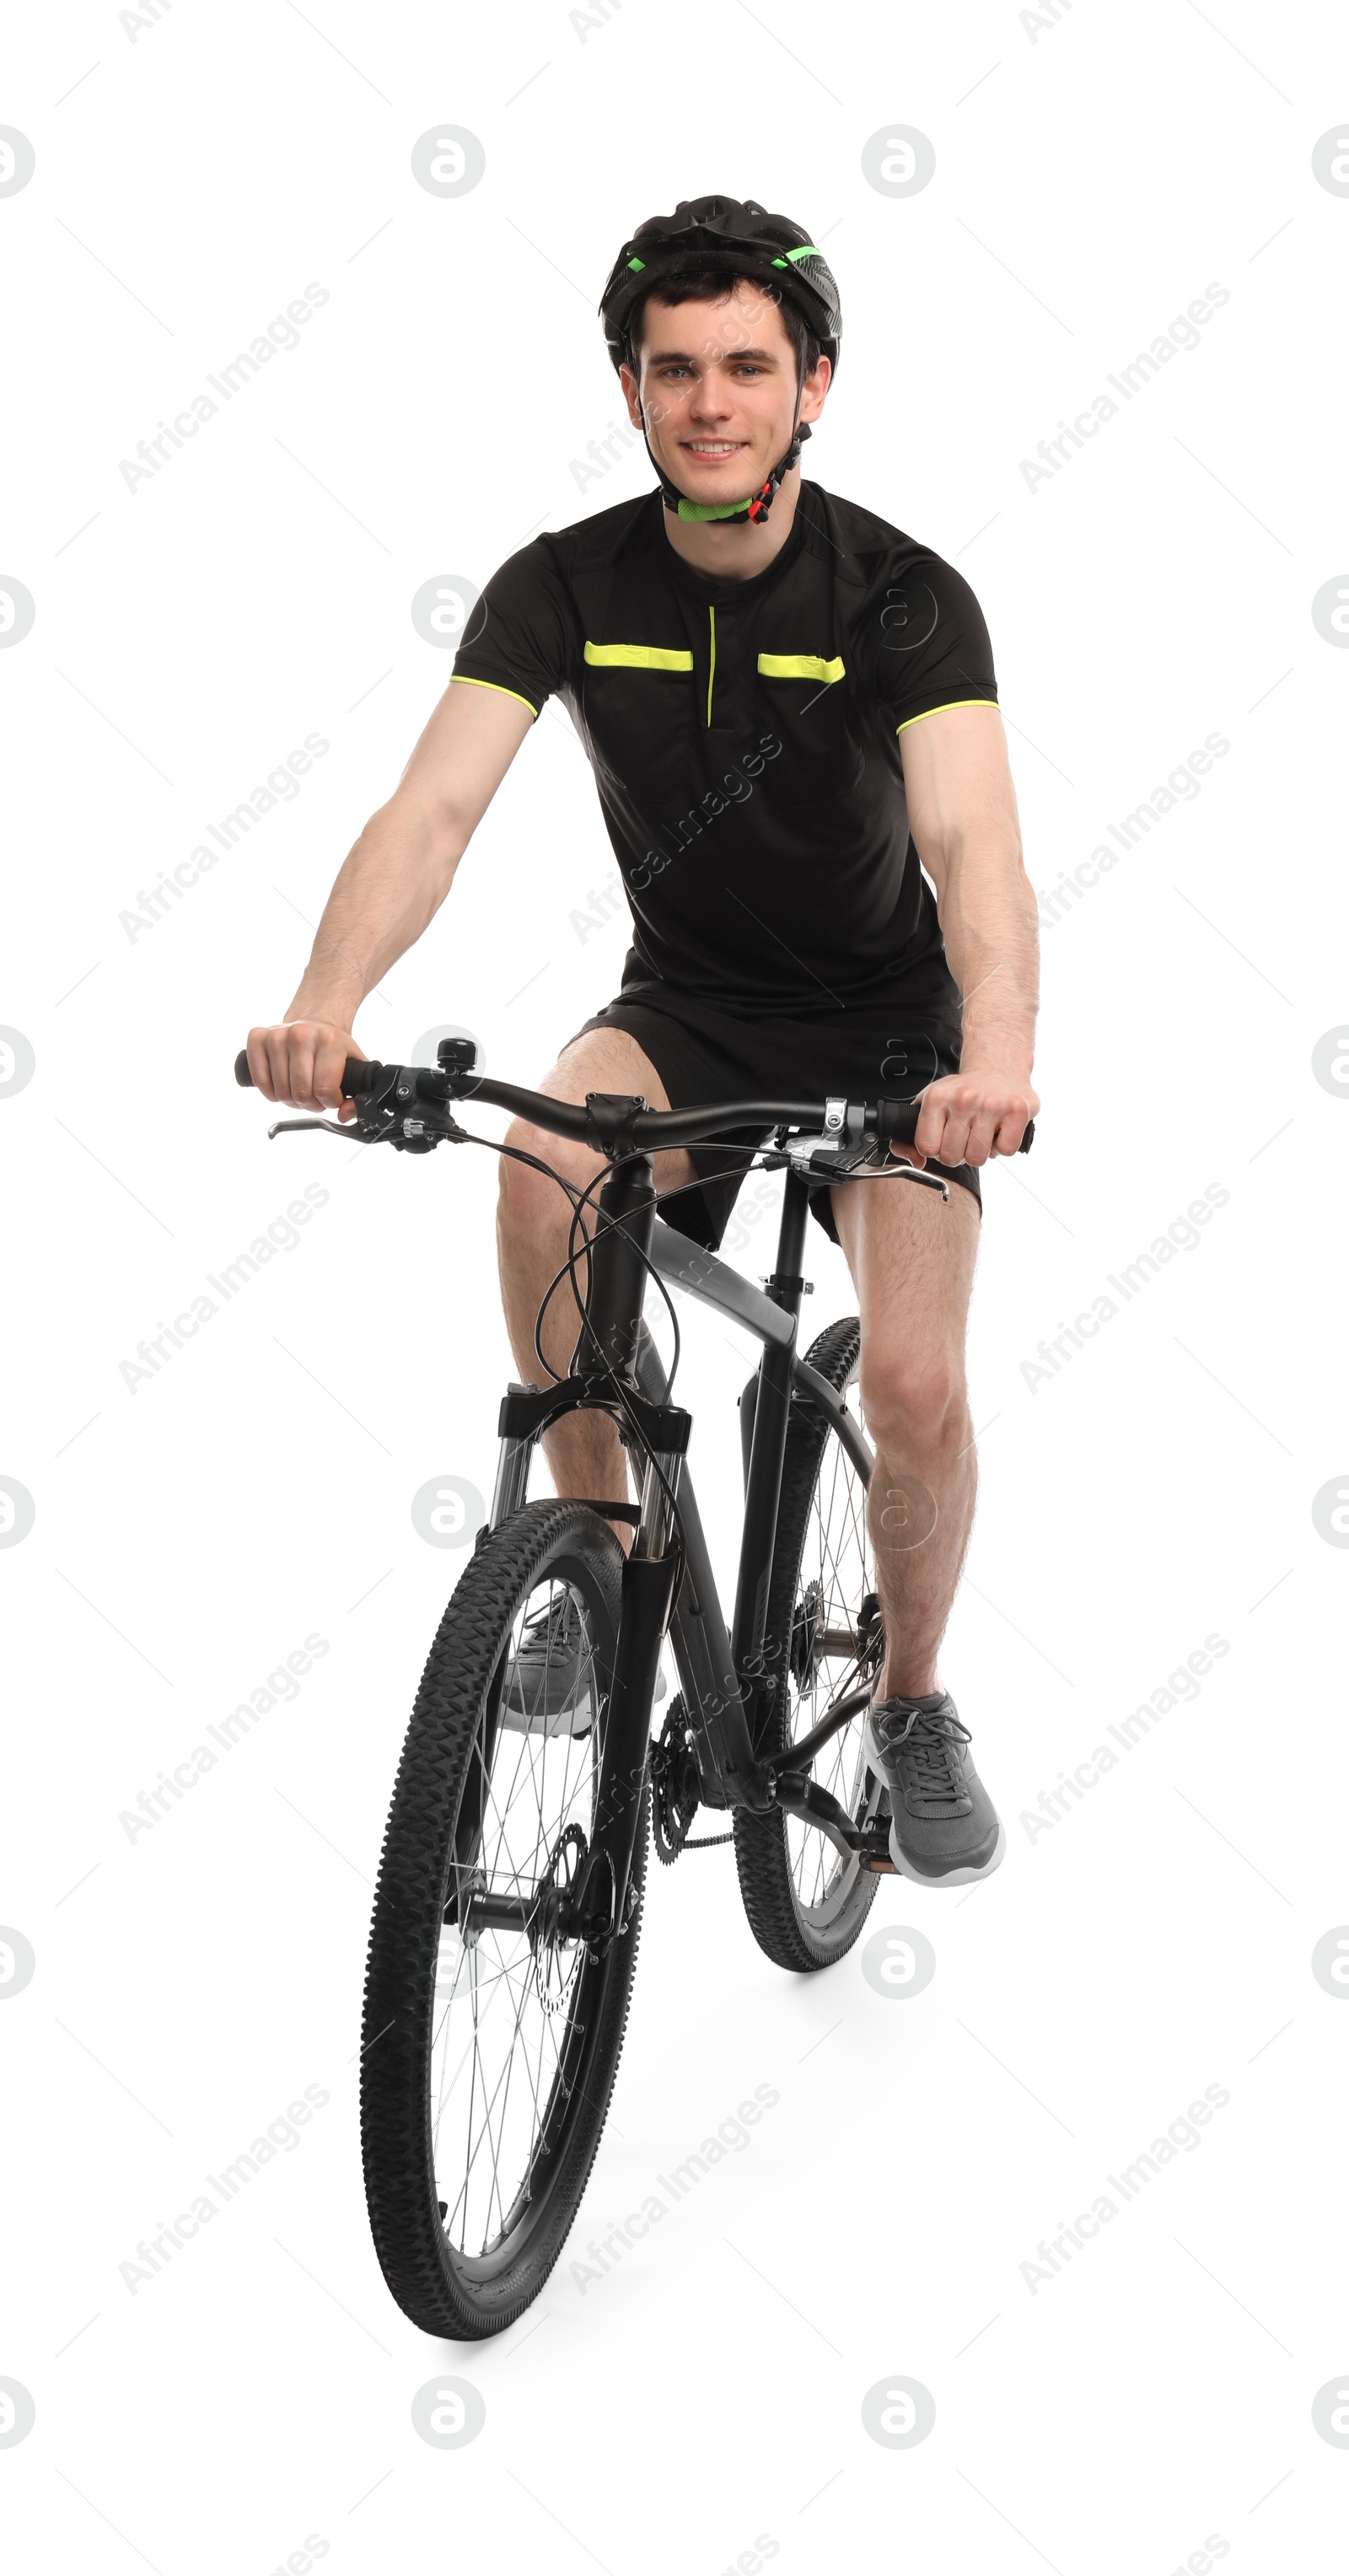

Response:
(896, 702), (1040, 1166)
(245, 680), (534, 1114)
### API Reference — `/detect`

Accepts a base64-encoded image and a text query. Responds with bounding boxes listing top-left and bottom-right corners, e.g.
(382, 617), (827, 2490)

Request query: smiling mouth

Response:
(681, 439), (749, 460)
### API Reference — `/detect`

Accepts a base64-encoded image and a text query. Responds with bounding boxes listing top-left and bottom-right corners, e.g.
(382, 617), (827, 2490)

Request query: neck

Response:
(658, 465), (804, 583)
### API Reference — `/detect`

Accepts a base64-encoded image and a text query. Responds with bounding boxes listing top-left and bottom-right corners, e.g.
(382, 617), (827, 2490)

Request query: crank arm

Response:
(765, 1683), (872, 1777)
(772, 1773), (864, 1864)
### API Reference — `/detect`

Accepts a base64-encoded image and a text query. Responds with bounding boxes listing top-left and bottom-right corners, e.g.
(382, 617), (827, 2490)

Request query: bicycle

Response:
(234, 1037), (1033, 2338)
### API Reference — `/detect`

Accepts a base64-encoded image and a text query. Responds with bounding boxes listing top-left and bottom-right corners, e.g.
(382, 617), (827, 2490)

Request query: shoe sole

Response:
(500, 1662), (666, 1739)
(863, 1716), (1007, 1889)
(499, 1695), (594, 1739)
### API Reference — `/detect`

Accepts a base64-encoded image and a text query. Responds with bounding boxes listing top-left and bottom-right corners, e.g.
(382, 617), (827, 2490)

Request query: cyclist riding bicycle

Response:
(245, 193), (1041, 1890)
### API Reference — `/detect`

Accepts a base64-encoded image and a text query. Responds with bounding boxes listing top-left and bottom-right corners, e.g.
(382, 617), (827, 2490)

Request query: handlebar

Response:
(233, 1048), (1035, 1155)
(236, 1049), (381, 1099)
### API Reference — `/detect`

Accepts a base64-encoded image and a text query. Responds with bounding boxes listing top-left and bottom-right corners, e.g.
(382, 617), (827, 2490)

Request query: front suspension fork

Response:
(570, 1546), (678, 1944)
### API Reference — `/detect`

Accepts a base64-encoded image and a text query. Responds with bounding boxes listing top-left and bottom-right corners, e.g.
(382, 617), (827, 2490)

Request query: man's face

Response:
(619, 277), (830, 505)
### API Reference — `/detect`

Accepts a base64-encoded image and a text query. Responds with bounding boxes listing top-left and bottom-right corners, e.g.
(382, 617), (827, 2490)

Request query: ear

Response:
(618, 360), (643, 433)
(798, 352), (832, 426)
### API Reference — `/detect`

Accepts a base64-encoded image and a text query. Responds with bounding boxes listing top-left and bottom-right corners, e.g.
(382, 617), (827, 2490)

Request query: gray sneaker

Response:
(500, 1587), (665, 1738)
(862, 1690), (1005, 1886)
(501, 1592), (597, 1739)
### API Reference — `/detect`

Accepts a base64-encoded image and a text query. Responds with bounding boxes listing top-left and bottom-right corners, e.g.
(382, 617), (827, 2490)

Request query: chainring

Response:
(650, 1695), (703, 1865)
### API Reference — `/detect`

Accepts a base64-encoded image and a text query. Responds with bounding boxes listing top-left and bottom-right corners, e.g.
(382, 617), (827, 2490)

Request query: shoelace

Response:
(874, 1704), (972, 1808)
(519, 1594), (583, 1655)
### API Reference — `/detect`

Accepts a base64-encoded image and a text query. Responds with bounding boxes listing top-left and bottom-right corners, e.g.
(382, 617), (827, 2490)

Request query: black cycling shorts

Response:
(562, 984), (981, 1253)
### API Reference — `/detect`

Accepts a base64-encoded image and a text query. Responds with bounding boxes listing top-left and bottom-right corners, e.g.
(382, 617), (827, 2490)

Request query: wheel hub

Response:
(531, 1823), (588, 2015)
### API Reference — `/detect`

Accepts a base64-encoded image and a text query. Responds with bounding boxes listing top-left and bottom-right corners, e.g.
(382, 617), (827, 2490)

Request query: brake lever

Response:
(882, 1163), (950, 1197)
(266, 1116), (365, 1141)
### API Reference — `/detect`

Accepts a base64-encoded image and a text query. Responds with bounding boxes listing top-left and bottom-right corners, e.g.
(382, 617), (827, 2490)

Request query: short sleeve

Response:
(450, 538), (577, 722)
(869, 552), (998, 735)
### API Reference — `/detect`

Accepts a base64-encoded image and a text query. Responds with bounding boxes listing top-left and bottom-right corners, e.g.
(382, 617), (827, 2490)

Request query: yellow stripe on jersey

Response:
(584, 642), (695, 672)
(756, 653), (845, 684)
(895, 697), (998, 733)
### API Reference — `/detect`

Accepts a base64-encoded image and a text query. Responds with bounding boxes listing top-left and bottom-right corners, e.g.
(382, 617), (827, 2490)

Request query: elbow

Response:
(382, 787), (470, 884)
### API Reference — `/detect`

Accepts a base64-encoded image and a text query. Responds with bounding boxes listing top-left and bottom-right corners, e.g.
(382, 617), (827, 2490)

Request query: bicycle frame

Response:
(485, 1129), (875, 1933)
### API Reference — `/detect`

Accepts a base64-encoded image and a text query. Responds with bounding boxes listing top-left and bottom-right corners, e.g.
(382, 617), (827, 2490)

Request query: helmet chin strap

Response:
(637, 371), (810, 526)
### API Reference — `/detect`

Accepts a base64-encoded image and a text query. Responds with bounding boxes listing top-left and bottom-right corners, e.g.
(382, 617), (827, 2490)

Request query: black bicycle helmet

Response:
(598, 195), (841, 524)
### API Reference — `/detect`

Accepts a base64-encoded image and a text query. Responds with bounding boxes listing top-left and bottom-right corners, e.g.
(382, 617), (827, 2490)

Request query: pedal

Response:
(857, 1823), (897, 1874)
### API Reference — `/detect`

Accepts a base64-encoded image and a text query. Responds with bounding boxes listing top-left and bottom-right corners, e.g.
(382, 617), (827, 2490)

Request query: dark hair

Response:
(626, 264), (821, 384)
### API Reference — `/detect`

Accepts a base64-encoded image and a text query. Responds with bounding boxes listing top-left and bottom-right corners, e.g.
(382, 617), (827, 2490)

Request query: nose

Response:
(689, 368), (735, 427)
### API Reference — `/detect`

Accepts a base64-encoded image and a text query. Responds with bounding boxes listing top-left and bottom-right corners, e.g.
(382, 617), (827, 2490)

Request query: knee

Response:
(497, 1119), (598, 1234)
(859, 1351), (967, 1457)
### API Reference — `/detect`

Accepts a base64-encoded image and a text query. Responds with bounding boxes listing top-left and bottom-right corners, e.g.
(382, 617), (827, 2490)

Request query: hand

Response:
(245, 1019), (367, 1121)
(895, 1068), (1040, 1170)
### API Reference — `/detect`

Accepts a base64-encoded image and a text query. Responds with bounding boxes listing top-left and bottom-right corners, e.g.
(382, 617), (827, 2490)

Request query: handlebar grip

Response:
(879, 1100), (1035, 1154)
(233, 1049), (378, 1099)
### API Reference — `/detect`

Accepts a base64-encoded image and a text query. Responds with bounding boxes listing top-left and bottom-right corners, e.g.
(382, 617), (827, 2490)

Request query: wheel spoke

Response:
(427, 1568), (610, 2261)
(778, 1369), (877, 1920)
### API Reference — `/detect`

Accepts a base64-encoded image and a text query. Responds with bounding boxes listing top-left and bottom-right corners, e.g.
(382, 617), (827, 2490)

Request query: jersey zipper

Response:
(707, 605), (716, 728)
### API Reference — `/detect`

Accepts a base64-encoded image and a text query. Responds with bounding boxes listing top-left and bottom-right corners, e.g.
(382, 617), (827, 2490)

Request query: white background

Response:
(3, 2), (1347, 2569)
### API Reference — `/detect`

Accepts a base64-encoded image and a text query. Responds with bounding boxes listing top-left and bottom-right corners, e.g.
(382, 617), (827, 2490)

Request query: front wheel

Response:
(734, 1317), (884, 1971)
(360, 1499), (647, 2339)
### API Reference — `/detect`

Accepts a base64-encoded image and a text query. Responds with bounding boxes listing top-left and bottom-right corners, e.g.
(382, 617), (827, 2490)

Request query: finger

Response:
(911, 1089), (945, 1165)
(246, 1030), (278, 1101)
(286, 1030), (321, 1111)
(961, 1112), (1000, 1169)
(268, 1027), (307, 1105)
(311, 1031), (348, 1111)
(989, 1105), (1027, 1156)
(915, 1101), (959, 1166)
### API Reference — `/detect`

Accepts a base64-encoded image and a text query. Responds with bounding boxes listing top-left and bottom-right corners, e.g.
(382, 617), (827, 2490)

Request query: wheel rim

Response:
(430, 1563), (613, 2272)
(780, 1369), (883, 1928)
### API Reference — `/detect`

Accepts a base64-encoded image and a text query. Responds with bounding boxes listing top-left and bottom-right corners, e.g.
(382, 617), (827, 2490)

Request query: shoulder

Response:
(476, 495), (656, 607)
(804, 484), (986, 616)
(802, 487), (998, 718)
(533, 492), (663, 578)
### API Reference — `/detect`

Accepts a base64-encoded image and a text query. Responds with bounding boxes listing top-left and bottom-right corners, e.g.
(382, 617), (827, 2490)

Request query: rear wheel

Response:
(360, 1499), (646, 2339)
(734, 1318), (885, 1971)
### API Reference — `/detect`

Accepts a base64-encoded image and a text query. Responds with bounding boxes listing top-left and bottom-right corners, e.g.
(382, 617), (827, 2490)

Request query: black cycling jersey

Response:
(451, 481), (998, 1021)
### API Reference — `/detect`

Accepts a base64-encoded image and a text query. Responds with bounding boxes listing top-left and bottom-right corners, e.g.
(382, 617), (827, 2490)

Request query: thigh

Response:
(545, 1024), (701, 1198)
(829, 1167), (981, 1373)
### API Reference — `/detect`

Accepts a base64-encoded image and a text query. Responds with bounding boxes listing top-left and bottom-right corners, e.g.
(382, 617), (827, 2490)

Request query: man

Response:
(245, 196), (1040, 1888)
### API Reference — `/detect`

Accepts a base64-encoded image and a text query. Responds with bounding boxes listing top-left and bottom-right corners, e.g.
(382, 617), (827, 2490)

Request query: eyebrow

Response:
(645, 342), (782, 366)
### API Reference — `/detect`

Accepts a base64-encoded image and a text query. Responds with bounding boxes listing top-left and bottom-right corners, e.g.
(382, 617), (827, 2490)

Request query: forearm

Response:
(934, 830), (1040, 1075)
(285, 793), (462, 1024)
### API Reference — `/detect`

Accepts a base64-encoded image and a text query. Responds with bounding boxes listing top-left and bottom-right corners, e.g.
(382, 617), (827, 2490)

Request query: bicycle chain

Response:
(650, 1695), (733, 1862)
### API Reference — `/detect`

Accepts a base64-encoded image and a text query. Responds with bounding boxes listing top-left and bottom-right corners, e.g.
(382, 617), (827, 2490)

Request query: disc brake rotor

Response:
(531, 1822), (589, 2016)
